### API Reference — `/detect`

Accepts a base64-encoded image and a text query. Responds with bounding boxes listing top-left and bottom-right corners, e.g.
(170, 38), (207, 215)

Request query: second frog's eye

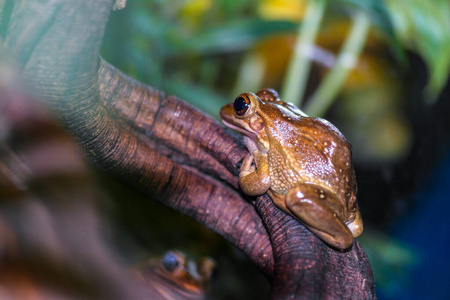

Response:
(234, 95), (251, 116)
(162, 252), (181, 272)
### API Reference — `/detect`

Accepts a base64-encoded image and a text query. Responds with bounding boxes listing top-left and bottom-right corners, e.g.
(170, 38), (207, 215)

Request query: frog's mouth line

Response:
(221, 119), (256, 138)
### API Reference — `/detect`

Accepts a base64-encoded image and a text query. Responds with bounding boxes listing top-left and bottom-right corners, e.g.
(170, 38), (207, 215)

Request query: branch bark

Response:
(255, 195), (375, 298)
(2, 0), (376, 298)
(5, 0), (274, 276)
(0, 64), (169, 300)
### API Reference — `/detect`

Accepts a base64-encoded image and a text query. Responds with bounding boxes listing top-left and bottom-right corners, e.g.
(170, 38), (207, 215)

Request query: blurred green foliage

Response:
(102, 0), (449, 116)
(385, 0), (450, 101)
(358, 231), (418, 299)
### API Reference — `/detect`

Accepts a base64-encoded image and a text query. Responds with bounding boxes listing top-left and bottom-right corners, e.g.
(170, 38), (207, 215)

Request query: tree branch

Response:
(5, 0), (274, 277)
(0, 65), (172, 299)
(255, 195), (375, 299)
(2, 0), (376, 298)
(96, 60), (275, 277)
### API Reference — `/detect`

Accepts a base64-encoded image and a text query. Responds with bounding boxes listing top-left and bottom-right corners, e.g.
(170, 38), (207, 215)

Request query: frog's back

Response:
(266, 108), (355, 201)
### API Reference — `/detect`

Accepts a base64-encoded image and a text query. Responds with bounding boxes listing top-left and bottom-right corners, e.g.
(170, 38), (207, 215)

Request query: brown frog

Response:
(132, 251), (216, 300)
(220, 89), (363, 250)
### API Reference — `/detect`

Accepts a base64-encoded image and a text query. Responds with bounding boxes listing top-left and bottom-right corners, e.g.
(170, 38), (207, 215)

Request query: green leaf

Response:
(334, 0), (404, 61)
(165, 80), (229, 118)
(384, 0), (450, 101)
(335, 0), (392, 29)
(182, 19), (298, 54)
(281, 0), (327, 107)
(305, 10), (371, 117)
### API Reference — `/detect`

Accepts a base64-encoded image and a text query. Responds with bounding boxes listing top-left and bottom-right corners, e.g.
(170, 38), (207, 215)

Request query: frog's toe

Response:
(347, 207), (363, 238)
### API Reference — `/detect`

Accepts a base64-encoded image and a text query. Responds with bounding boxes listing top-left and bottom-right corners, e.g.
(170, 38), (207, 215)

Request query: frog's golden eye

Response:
(234, 95), (251, 116)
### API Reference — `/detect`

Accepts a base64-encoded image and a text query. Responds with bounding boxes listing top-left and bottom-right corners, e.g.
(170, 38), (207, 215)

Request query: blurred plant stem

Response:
(305, 10), (370, 117)
(232, 53), (265, 97)
(280, 0), (326, 107)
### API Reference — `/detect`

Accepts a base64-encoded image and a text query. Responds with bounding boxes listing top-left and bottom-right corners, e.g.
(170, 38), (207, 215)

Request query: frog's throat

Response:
(221, 119), (267, 154)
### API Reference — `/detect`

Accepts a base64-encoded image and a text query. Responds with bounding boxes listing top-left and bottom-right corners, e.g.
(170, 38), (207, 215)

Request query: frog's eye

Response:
(234, 95), (251, 116)
(162, 252), (181, 272)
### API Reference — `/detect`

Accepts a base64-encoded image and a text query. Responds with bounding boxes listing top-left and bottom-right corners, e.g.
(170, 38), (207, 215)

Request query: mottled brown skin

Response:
(220, 89), (363, 250)
(132, 251), (215, 300)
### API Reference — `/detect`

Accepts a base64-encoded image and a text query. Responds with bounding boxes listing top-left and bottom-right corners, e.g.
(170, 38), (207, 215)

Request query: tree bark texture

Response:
(0, 64), (168, 299)
(1, 0), (376, 298)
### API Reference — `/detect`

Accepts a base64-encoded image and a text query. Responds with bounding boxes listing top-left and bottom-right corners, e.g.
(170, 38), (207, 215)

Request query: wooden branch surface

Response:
(96, 59), (274, 276)
(0, 66), (173, 299)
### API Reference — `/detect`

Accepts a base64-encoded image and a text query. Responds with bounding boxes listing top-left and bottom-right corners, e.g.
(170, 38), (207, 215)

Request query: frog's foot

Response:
(240, 153), (256, 175)
(238, 153), (270, 196)
(285, 184), (354, 250)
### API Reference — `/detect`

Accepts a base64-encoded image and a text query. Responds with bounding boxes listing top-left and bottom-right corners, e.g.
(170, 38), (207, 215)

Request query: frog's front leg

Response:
(285, 184), (354, 250)
(238, 151), (271, 196)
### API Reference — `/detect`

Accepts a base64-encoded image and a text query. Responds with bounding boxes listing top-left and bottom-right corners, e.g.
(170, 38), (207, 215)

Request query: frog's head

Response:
(220, 88), (307, 154)
(221, 90), (282, 153)
(133, 251), (216, 295)
(220, 92), (263, 135)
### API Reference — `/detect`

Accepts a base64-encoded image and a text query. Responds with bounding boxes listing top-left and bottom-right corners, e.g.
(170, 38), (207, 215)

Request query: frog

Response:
(131, 251), (216, 299)
(220, 89), (363, 250)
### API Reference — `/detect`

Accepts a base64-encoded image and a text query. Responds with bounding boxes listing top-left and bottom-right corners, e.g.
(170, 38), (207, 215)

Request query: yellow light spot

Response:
(180, 0), (212, 27)
(258, 0), (307, 21)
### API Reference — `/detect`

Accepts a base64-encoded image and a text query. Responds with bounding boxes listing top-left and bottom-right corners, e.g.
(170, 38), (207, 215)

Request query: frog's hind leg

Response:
(285, 184), (354, 250)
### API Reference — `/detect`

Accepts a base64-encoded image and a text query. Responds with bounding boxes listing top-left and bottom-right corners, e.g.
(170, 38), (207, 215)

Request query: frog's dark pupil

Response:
(162, 252), (179, 272)
(234, 96), (249, 115)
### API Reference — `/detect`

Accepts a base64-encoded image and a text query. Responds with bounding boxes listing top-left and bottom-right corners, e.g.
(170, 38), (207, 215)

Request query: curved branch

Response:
(0, 66), (177, 300)
(96, 61), (274, 277)
(3, 0), (376, 297)
(255, 195), (375, 299)
(5, 0), (274, 276)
